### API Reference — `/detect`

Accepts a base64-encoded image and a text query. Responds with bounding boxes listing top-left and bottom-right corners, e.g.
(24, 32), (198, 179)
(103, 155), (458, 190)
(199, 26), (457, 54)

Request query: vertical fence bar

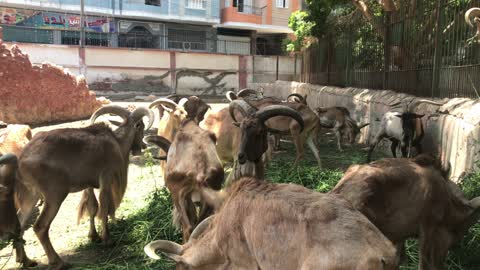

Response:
(383, 12), (391, 90)
(326, 35), (331, 85)
(345, 29), (353, 86)
(276, 55), (279, 81)
(252, 54), (256, 83)
(431, 0), (445, 98)
(294, 54), (297, 81)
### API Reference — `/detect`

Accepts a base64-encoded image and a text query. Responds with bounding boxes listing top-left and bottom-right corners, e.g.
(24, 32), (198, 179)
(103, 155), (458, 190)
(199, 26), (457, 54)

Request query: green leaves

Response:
(285, 11), (316, 52)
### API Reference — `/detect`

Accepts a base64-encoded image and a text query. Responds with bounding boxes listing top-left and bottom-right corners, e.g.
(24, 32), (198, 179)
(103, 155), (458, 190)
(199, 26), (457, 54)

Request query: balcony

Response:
(235, 4), (263, 16)
(221, 4), (264, 25)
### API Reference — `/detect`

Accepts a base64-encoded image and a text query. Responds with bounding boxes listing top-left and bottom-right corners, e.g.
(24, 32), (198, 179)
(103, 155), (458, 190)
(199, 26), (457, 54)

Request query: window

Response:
(145, 0), (161, 6)
(168, 29), (207, 51)
(187, 0), (207, 9)
(276, 0), (288, 8)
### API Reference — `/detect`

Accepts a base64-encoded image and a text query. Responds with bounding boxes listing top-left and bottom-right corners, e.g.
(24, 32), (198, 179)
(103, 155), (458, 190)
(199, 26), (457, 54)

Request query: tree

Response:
(285, 11), (316, 52)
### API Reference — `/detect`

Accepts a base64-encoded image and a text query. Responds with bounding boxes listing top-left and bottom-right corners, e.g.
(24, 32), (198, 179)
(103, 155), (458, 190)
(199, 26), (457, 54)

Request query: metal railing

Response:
(1, 24), (256, 55)
(301, 0), (480, 99)
(236, 4), (263, 16)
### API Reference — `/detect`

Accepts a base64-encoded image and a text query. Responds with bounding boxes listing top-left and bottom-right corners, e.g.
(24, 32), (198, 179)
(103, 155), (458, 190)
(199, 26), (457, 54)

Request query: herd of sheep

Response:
(0, 90), (479, 270)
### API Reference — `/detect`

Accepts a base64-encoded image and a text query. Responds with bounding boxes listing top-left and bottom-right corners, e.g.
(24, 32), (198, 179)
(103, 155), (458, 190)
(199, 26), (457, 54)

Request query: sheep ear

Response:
(415, 114), (425, 118)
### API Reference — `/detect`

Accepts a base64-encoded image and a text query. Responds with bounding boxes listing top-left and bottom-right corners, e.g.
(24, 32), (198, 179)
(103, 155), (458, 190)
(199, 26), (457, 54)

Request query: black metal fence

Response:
(301, 0), (480, 98)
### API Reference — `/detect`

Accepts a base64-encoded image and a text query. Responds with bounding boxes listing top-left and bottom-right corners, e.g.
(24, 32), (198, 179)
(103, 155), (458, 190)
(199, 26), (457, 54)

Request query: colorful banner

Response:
(0, 8), (115, 33)
(1, 8), (35, 24)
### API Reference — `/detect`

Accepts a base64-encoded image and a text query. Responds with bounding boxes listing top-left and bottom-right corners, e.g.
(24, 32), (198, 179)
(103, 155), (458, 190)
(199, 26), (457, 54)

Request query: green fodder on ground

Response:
(76, 188), (181, 270)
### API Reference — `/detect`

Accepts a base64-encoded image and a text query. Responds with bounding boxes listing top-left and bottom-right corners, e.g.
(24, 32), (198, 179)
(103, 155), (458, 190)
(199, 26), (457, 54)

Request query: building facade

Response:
(0, 0), (298, 55)
(0, 0), (221, 51)
(217, 0), (302, 55)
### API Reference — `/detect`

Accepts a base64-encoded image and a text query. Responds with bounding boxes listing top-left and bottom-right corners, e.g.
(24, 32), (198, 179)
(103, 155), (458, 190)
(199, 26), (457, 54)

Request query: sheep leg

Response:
(33, 192), (70, 269)
(390, 140), (399, 158)
(400, 145), (408, 158)
(366, 132), (385, 162)
(415, 143), (423, 155)
(273, 134), (281, 151)
(98, 187), (114, 246)
(290, 121), (305, 168)
(85, 188), (100, 242)
(333, 125), (343, 152)
(13, 228), (37, 267)
(307, 135), (322, 169)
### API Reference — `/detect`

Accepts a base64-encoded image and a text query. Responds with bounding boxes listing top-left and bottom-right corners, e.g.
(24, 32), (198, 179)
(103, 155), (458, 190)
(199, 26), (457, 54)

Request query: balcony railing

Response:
(236, 4), (263, 16)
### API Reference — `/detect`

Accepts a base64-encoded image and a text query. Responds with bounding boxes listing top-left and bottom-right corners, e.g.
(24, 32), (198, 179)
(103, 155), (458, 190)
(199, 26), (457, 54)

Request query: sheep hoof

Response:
(88, 231), (101, 243)
(102, 238), (114, 247)
(51, 261), (72, 270)
(21, 258), (38, 268)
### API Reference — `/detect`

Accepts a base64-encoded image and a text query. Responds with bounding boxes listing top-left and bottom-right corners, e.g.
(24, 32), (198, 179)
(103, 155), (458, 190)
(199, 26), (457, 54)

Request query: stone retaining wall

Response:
(250, 81), (480, 181)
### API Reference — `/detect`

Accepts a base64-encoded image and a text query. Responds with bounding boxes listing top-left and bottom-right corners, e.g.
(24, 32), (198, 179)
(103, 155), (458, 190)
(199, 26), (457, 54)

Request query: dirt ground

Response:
(0, 102), (228, 270)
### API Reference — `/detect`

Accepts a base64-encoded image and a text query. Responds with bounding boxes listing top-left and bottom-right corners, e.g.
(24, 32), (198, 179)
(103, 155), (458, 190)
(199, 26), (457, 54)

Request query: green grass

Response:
(71, 140), (480, 270)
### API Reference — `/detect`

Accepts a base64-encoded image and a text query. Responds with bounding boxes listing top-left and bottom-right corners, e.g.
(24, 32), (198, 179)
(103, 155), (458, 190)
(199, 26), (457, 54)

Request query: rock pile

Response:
(0, 40), (107, 124)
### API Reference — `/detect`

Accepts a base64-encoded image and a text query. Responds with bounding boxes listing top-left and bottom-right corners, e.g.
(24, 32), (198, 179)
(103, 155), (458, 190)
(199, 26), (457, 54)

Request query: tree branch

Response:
(378, 0), (397, 12)
(352, 0), (386, 37)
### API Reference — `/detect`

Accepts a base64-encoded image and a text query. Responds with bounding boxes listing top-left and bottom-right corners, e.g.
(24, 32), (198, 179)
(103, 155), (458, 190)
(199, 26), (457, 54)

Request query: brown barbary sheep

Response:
(0, 123), (32, 156)
(315, 106), (368, 151)
(227, 100), (305, 183)
(0, 154), (36, 268)
(465, 8), (480, 42)
(145, 178), (399, 270)
(145, 96), (222, 242)
(202, 89), (322, 175)
(331, 155), (480, 270)
(16, 105), (154, 269)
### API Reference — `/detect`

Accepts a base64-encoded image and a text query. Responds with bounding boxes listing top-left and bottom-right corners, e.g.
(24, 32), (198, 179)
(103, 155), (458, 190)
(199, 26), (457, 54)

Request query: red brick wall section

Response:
(0, 41), (105, 124)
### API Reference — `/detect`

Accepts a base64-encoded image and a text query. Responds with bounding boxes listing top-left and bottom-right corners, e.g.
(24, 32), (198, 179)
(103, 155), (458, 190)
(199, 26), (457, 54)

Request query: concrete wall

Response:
(13, 43), (80, 73)
(253, 55), (299, 83)
(250, 81), (480, 182)
(4, 42), (297, 98)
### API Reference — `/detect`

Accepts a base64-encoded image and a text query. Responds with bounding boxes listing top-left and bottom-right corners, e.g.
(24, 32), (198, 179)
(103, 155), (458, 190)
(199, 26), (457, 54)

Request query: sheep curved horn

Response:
(465, 8), (480, 28)
(229, 100), (257, 123)
(130, 107), (155, 130)
(226, 91), (237, 102)
(287, 93), (305, 103)
(0, 153), (17, 165)
(416, 99), (445, 106)
(91, 105), (131, 125)
(144, 240), (183, 260)
(255, 105), (305, 133)
(237, 88), (260, 98)
(144, 135), (171, 154)
(189, 215), (214, 241)
(178, 97), (189, 107)
(165, 94), (183, 103)
(149, 98), (181, 111)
